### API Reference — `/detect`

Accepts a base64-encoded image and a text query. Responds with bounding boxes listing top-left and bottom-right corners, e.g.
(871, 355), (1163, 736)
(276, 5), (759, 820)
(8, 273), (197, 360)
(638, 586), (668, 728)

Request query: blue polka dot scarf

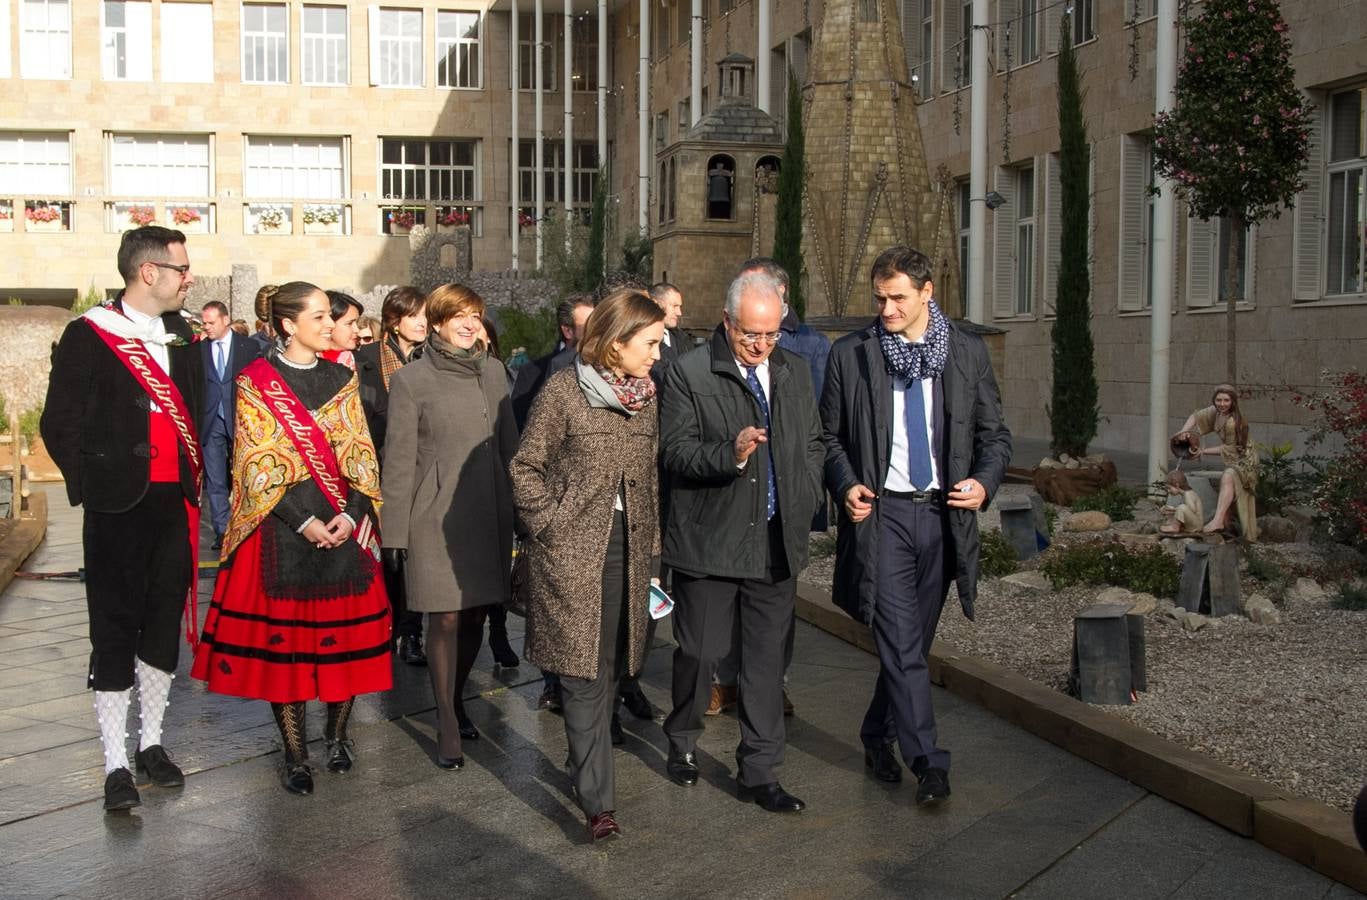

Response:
(876, 300), (951, 381)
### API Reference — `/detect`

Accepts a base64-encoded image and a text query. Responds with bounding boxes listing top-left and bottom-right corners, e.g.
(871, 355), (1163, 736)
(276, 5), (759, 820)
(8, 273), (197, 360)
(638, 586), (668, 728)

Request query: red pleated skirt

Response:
(191, 528), (392, 703)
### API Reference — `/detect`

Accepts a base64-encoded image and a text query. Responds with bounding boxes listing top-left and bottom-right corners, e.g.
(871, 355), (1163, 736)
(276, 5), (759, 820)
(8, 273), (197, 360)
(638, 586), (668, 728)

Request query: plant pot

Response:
(0, 219), (12, 232)
(27, 218), (64, 233)
(437, 223), (457, 234)
(304, 220), (341, 235)
(258, 221), (284, 234)
(392, 225), (411, 236)
(176, 219), (207, 234)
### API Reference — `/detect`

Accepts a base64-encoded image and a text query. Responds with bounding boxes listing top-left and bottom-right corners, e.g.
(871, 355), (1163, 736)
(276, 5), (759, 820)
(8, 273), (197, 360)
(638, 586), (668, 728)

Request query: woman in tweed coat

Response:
(510, 288), (665, 842)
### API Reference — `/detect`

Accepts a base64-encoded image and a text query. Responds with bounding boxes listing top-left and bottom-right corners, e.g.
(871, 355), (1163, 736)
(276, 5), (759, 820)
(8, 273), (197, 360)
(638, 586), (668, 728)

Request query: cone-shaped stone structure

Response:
(803, 0), (960, 318)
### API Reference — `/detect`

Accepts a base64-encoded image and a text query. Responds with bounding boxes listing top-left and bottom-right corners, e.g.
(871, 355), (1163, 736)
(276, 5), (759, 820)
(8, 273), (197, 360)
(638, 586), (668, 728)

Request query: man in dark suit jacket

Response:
(40, 226), (206, 812)
(198, 300), (261, 548)
(648, 281), (687, 384)
(509, 294), (594, 430)
(820, 246), (1011, 805)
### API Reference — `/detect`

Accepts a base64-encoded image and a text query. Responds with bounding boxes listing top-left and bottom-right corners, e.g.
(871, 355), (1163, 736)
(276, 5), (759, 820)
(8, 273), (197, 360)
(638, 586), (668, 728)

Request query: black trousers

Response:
(384, 564), (423, 642)
(859, 496), (950, 773)
(664, 519), (794, 787)
(560, 510), (628, 816)
(84, 483), (192, 691)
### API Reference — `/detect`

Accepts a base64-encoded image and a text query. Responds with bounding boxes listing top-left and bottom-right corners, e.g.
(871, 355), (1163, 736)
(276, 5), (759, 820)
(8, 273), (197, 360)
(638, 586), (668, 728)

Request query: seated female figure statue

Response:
(1172, 384), (1259, 542)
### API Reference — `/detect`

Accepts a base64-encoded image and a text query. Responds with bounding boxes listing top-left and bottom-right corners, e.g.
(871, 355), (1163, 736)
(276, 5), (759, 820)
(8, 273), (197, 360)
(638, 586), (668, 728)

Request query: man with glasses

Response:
(658, 269), (824, 813)
(41, 226), (206, 812)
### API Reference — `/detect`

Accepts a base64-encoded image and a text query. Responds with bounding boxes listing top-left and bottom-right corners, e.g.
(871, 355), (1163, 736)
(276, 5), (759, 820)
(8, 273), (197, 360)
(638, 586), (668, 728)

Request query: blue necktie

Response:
(214, 340), (226, 380)
(905, 378), (933, 490)
(745, 366), (777, 521)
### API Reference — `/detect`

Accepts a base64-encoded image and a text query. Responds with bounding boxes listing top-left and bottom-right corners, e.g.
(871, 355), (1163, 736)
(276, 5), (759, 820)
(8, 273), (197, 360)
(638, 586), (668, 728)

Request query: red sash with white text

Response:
(85, 318), (204, 649)
(241, 358), (382, 564)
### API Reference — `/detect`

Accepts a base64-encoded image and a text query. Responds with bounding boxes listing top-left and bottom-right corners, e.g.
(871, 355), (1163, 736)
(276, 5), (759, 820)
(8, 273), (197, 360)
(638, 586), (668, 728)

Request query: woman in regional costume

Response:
(192, 281), (391, 794)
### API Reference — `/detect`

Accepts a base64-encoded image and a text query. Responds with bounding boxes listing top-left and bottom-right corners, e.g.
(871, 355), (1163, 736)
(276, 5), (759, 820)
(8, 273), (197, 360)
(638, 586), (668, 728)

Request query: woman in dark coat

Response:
(510, 288), (665, 841)
(382, 284), (518, 768)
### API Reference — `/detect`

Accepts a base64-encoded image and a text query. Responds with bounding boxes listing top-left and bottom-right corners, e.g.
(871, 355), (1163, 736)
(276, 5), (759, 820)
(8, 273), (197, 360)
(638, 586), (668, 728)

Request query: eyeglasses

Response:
(147, 261), (192, 277)
(735, 329), (782, 347)
(357, 334), (376, 344)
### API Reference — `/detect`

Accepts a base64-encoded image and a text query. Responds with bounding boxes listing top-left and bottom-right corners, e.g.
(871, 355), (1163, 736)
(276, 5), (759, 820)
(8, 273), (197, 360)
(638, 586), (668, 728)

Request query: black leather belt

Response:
(882, 489), (942, 504)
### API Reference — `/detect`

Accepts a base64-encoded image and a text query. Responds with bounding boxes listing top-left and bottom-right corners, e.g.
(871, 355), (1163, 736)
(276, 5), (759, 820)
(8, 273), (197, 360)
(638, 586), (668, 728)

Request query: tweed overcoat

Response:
(509, 367), (660, 680)
(381, 348), (519, 612)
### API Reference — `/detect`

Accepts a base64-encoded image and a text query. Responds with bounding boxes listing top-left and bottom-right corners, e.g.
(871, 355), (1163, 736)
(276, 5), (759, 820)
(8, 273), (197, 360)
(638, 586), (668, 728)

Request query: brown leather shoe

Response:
(587, 810), (622, 841)
(705, 684), (737, 717)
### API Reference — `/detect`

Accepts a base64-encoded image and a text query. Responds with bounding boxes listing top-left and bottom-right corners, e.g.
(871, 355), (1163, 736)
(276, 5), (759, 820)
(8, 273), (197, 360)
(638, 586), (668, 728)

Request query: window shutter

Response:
(1186, 214), (1216, 308)
(1292, 96), (1323, 301)
(941, 0), (961, 92)
(127, 2), (153, 81)
(368, 6), (381, 86)
(992, 166), (1017, 319)
(1117, 135), (1146, 312)
(997, 0), (1019, 73)
(1245, 224), (1258, 305)
(1044, 2), (1062, 55)
(901, 0), (920, 84)
(790, 32), (809, 84)
(0, 1), (10, 78)
(1042, 152), (1062, 315)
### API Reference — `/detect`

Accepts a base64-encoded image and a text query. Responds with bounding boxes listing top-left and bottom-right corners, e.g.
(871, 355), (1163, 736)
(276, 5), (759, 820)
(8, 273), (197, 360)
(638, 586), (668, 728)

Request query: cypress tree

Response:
(581, 167), (607, 291)
(772, 67), (806, 318)
(1049, 19), (1099, 459)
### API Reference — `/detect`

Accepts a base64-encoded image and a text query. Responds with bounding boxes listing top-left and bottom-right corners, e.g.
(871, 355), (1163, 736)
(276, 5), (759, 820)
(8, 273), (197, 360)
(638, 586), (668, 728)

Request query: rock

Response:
(1083, 453), (1108, 465)
(1154, 597), (1175, 615)
(1128, 592), (1159, 615)
(1111, 519), (1141, 534)
(1096, 586), (1134, 604)
(1244, 592), (1282, 625)
(1002, 571), (1050, 590)
(1257, 515), (1297, 543)
(1162, 537), (1197, 559)
(1283, 505), (1316, 542)
(1164, 606), (1186, 622)
(1117, 532), (1161, 547)
(1181, 612), (1212, 631)
(1038, 456), (1062, 469)
(1065, 458), (1081, 469)
(1288, 577), (1327, 602)
(1063, 510), (1112, 532)
(1058, 453), (1074, 465)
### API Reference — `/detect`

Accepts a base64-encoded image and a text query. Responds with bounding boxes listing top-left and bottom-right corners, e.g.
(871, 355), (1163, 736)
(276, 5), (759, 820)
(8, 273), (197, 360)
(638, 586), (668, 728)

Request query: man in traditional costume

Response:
(41, 226), (205, 812)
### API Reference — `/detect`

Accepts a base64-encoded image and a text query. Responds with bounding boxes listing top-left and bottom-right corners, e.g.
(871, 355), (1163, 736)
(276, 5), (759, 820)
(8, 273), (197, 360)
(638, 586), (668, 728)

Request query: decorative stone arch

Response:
(408, 225), (473, 293)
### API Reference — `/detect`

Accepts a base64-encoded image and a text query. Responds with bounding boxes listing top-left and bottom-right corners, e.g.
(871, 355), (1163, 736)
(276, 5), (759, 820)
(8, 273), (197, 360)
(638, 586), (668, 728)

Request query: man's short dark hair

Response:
(201, 300), (229, 318)
(648, 282), (681, 303)
(556, 294), (596, 332)
(117, 226), (188, 283)
(870, 246), (933, 289)
(736, 257), (789, 292)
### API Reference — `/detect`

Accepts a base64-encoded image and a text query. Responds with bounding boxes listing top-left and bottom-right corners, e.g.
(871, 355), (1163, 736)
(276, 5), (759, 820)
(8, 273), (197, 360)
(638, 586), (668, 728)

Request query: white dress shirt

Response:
(884, 335), (940, 492)
(734, 356), (771, 470)
(121, 302), (170, 412)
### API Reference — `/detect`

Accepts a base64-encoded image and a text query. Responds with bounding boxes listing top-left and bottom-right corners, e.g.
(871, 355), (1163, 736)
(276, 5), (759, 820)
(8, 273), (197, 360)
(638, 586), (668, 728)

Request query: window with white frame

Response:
(370, 7), (423, 87)
(102, 1), (152, 81)
(958, 180), (971, 310)
(244, 136), (346, 198)
(655, 111), (669, 150)
(108, 133), (212, 197)
(574, 143), (598, 207)
(992, 163), (1037, 318)
(518, 140), (565, 206)
(517, 12), (556, 90)
(437, 10), (480, 89)
(940, 0), (961, 93)
(900, 0), (931, 98)
(1325, 86), (1365, 297)
(1014, 165), (1036, 315)
(0, 131), (72, 194)
(0, 2), (10, 78)
(381, 138), (479, 202)
(1131, 0), (1158, 20)
(1118, 134), (1157, 311)
(301, 5), (347, 85)
(959, 1), (972, 86)
(1071, 0), (1095, 44)
(572, 15), (599, 92)
(998, 0), (1037, 68)
(242, 3), (288, 84)
(162, 2), (214, 82)
(20, 0), (71, 80)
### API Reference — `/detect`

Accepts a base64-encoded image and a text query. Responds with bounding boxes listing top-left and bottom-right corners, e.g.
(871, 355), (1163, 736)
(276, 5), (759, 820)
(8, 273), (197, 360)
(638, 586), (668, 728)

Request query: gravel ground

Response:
(801, 487), (1367, 813)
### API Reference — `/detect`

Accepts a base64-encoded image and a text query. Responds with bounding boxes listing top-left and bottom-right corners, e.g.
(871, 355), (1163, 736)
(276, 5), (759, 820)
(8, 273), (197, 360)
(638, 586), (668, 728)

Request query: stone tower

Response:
(803, 0), (960, 318)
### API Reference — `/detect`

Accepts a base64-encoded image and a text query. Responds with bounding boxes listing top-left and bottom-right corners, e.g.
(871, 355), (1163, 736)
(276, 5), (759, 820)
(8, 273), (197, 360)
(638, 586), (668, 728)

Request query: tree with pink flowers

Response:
(1150, 0), (1310, 383)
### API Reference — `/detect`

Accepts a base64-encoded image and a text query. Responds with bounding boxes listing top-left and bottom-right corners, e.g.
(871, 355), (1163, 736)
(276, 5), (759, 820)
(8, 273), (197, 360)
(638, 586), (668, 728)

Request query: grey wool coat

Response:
(380, 345), (519, 612)
(509, 367), (660, 680)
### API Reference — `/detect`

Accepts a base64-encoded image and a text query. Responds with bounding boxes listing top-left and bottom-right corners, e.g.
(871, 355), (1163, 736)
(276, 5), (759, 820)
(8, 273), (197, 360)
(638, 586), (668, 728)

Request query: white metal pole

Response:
(564, 0), (573, 245)
(598, 0), (607, 164)
(511, 0), (521, 271)
(637, 0), (649, 232)
(966, 0), (988, 323)
(535, 0), (545, 267)
(756, 0), (771, 113)
(690, 0), (702, 126)
(1149, 0), (1178, 484)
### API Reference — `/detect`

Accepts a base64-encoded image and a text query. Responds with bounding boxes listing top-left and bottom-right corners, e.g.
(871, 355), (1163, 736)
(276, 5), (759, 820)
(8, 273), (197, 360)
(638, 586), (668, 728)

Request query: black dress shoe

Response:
(436, 754), (465, 770)
(456, 705), (481, 741)
(915, 766), (951, 806)
(325, 740), (355, 774)
(738, 781), (805, 813)
(397, 634), (427, 666)
(211, 535), (223, 552)
(666, 751), (699, 786)
(281, 762), (314, 795)
(537, 685), (563, 712)
(864, 743), (903, 784)
(610, 712), (625, 746)
(488, 628), (519, 668)
(135, 744), (186, 787)
(103, 767), (141, 812)
(619, 686), (658, 720)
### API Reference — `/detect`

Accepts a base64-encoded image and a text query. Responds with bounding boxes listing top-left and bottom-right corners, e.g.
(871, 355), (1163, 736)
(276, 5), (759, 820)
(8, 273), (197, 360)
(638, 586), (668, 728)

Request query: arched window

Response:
(706, 154), (735, 220)
(756, 156), (781, 194)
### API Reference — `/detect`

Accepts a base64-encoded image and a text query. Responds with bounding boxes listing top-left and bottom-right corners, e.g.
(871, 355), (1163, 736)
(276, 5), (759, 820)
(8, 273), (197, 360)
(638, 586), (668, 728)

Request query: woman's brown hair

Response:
(380, 285), (426, 334)
(253, 284), (279, 337)
(578, 288), (665, 370)
(268, 281), (326, 339)
(424, 283), (486, 330)
(1211, 384), (1249, 450)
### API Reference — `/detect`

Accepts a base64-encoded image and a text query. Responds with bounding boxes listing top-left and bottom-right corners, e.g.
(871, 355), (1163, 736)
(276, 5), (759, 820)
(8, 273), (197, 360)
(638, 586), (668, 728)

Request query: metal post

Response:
(756, 0), (771, 113)
(637, 0), (649, 232)
(1149, 0), (1179, 485)
(690, 0), (702, 126)
(967, 0), (988, 323)
(511, 0), (521, 271)
(564, 0), (573, 245)
(534, 0), (545, 267)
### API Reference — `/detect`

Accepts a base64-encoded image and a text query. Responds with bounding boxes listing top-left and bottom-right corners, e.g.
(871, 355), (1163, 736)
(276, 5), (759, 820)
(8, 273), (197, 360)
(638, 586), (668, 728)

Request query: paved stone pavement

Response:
(1, 486), (1360, 899)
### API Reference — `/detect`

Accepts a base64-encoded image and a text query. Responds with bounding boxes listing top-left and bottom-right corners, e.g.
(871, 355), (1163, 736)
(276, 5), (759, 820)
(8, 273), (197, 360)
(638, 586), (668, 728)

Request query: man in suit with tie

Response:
(199, 300), (261, 549)
(820, 246), (1011, 805)
(659, 269), (825, 812)
(648, 281), (686, 376)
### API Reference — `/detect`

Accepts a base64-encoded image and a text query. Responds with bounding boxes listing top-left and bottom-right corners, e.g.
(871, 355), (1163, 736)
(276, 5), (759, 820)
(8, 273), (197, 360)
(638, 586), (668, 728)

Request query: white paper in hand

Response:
(648, 583), (675, 620)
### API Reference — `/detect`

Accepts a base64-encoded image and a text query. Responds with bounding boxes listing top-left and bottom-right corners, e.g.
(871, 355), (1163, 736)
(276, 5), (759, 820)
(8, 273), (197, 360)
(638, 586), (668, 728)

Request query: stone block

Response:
(997, 494), (1039, 561)
(1177, 542), (1241, 617)
(1071, 601), (1138, 706)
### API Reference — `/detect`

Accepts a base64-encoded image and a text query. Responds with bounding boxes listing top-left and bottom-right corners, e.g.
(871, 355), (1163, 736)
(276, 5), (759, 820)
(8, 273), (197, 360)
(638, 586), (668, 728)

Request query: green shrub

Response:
(494, 306), (558, 362)
(1333, 581), (1367, 611)
(1071, 485), (1144, 522)
(979, 529), (1019, 579)
(72, 284), (103, 314)
(1044, 505), (1059, 537)
(1040, 540), (1181, 598)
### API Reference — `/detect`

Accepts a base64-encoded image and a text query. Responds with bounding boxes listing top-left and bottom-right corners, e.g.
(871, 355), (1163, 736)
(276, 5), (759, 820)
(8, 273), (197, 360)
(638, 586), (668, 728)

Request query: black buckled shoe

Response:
(397, 634), (427, 667)
(864, 742), (903, 784)
(738, 781), (805, 813)
(619, 686), (658, 720)
(914, 766), (951, 807)
(103, 767), (141, 812)
(135, 745), (186, 787)
(281, 762), (314, 795)
(325, 740), (355, 774)
(666, 750), (699, 786)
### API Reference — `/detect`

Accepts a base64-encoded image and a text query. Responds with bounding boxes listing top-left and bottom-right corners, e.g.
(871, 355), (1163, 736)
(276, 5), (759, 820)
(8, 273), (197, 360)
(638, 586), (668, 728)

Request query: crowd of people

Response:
(41, 225), (1013, 842)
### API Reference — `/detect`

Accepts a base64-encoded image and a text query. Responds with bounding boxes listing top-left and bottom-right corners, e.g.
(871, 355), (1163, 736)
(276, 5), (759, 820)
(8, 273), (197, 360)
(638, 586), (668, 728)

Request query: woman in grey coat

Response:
(510, 288), (665, 841)
(382, 284), (518, 769)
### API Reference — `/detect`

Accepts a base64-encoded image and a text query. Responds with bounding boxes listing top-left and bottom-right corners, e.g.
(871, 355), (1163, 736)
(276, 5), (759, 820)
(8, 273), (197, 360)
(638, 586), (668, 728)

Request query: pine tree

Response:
(772, 67), (806, 318)
(1151, 0), (1310, 383)
(1049, 18), (1099, 459)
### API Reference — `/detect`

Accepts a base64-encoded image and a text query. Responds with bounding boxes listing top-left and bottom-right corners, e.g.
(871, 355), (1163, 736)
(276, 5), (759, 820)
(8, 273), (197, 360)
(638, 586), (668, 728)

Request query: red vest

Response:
(149, 406), (181, 482)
